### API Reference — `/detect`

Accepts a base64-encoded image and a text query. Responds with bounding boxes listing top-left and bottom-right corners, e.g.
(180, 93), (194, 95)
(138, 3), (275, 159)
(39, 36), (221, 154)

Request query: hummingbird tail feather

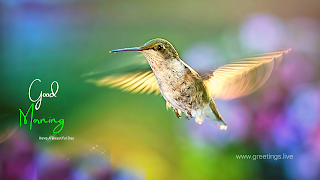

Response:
(205, 100), (227, 130)
(193, 104), (227, 130)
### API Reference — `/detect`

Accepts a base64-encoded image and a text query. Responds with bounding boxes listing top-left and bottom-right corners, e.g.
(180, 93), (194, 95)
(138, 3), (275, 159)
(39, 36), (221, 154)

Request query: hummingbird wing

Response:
(84, 54), (160, 94)
(204, 49), (291, 100)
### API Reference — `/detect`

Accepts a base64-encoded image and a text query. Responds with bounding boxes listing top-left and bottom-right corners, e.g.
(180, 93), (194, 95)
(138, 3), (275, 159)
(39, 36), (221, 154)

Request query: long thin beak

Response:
(109, 47), (142, 53)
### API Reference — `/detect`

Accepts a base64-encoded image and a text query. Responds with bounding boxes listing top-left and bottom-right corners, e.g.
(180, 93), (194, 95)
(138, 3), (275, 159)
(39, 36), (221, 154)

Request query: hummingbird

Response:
(88, 38), (290, 130)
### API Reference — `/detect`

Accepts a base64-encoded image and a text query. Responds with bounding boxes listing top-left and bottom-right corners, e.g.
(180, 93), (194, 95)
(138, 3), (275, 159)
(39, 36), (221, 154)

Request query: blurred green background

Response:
(1, 0), (320, 180)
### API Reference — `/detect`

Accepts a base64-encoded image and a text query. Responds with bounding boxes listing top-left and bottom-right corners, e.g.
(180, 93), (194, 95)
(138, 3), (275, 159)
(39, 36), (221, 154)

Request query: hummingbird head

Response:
(110, 38), (180, 60)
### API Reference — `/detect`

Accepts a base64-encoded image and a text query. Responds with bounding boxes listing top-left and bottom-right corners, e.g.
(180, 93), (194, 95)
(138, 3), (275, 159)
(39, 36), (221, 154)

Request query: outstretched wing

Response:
(85, 53), (160, 95)
(204, 49), (291, 100)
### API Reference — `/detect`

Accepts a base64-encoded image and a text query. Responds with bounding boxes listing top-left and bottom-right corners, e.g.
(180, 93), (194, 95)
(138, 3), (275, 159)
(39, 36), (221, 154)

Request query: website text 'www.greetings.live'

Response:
(236, 153), (293, 161)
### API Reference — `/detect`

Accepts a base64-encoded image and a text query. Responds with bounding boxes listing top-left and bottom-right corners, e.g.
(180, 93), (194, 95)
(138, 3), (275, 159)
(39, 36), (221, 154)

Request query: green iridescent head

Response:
(110, 38), (179, 59)
(142, 38), (179, 58)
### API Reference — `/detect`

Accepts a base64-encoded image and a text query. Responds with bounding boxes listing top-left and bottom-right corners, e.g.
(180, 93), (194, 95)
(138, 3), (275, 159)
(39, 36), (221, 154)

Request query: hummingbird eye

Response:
(157, 44), (164, 51)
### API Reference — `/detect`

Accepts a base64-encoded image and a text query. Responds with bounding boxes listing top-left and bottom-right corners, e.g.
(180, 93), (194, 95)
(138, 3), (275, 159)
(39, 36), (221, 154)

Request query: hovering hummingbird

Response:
(88, 38), (290, 130)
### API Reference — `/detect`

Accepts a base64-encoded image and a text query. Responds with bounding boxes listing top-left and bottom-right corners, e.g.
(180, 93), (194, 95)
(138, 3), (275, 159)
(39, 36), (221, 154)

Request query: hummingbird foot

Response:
(173, 108), (181, 118)
(185, 111), (192, 120)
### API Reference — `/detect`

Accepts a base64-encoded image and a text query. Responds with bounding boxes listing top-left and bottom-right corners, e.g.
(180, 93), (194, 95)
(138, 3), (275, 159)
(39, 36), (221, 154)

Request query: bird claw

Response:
(173, 108), (181, 118)
(185, 111), (192, 120)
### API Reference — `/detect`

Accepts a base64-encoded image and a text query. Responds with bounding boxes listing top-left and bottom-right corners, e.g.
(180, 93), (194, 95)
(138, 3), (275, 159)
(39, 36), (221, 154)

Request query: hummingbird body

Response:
(95, 38), (290, 130)
(143, 49), (206, 112)
(109, 39), (227, 129)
